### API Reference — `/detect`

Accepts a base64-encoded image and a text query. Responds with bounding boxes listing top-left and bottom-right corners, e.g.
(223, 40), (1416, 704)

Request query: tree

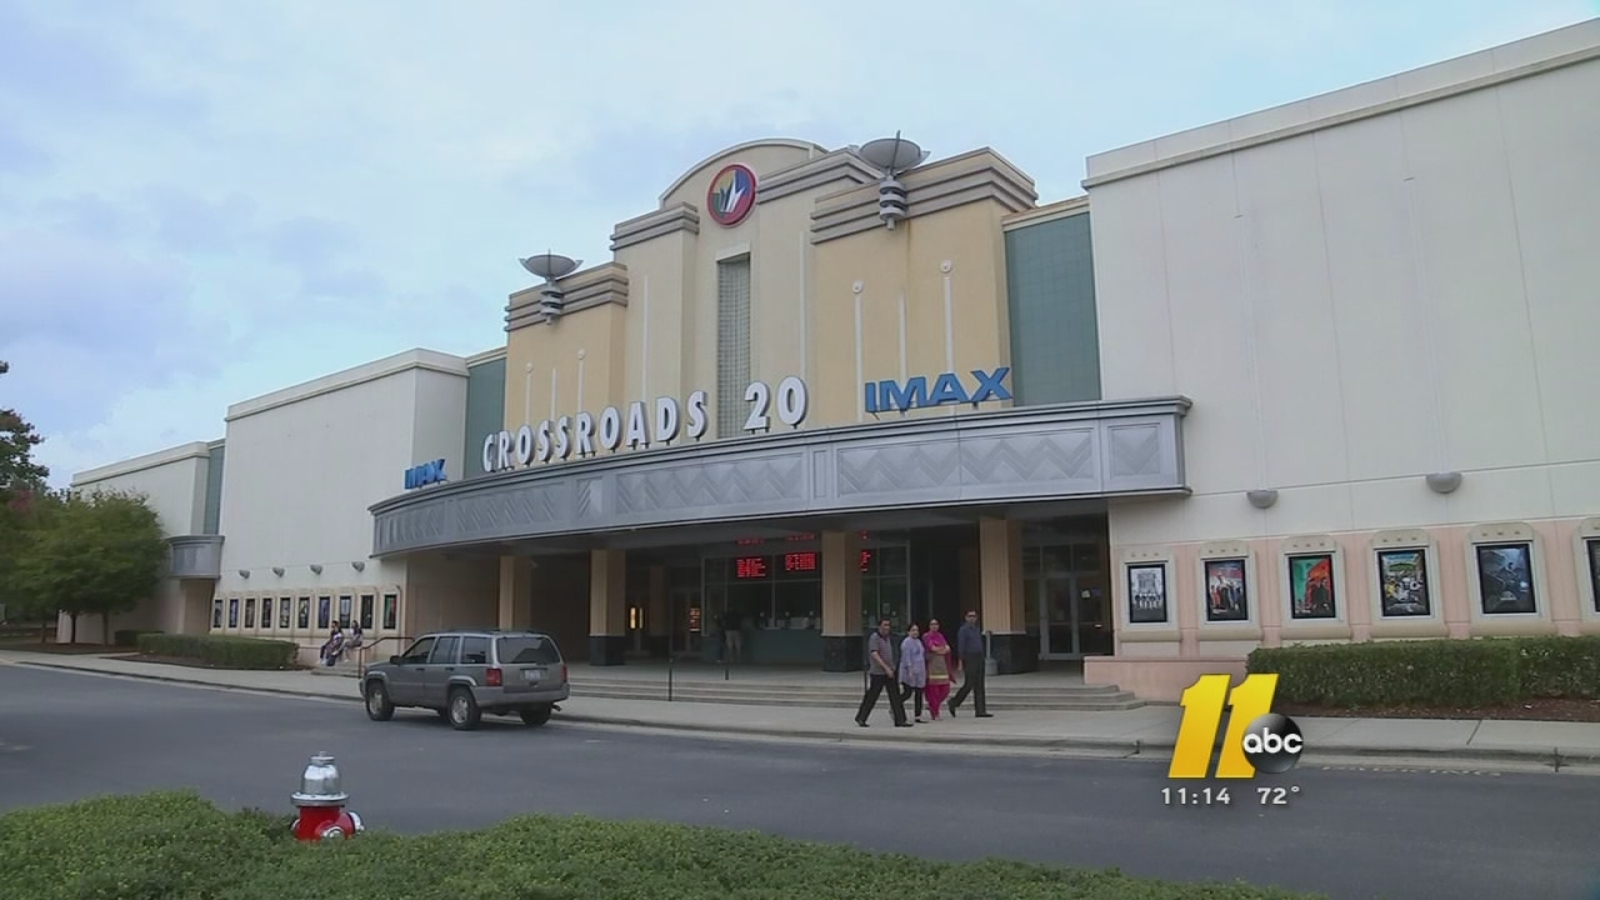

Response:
(12, 489), (168, 644)
(0, 359), (50, 629)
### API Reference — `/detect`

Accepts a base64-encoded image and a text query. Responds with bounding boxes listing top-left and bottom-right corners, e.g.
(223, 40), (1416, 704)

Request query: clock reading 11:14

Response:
(1163, 787), (1231, 806)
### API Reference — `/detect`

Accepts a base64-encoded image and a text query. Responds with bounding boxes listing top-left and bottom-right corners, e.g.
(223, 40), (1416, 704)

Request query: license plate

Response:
(522, 670), (542, 684)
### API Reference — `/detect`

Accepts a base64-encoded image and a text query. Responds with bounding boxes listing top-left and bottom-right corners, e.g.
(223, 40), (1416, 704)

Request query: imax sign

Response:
(863, 367), (1012, 415)
(403, 459), (448, 491)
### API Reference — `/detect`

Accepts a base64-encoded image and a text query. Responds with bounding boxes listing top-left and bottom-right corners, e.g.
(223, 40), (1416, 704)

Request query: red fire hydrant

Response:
(290, 752), (364, 841)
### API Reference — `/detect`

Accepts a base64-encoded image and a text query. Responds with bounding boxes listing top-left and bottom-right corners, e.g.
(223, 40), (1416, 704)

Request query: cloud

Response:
(0, 122), (51, 175)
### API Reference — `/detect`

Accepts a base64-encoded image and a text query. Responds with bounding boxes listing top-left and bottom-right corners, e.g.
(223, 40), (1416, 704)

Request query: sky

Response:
(1, 0), (1595, 485)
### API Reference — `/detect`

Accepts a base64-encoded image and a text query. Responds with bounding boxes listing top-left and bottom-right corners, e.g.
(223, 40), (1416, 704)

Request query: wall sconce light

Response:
(351, 561), (366, 572)
(272, 567), (285, 577)
(238, 569), (250, 579)
(1426, 472), (1462, 494)
(309, 564), (323, 575)
(1246, 489), (1279, 510)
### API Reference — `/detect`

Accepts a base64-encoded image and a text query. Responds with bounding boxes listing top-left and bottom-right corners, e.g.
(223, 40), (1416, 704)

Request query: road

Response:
(1, 664), (1596, 900)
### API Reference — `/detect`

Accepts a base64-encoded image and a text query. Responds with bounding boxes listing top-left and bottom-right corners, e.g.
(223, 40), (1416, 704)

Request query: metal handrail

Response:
(357, 636), (413, 678)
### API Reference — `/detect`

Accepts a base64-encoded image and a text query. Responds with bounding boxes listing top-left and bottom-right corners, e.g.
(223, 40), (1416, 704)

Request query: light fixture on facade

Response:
(1426, 472), (1462, 494)
(1246, 489), (1278, 510)
(858, 132), (929, 231)
(238, 569), (250, 578)
(351, 561), (366, 572)
(519, 252), (582, 323)
(309, 564), (323, 575)
(272, 566), (285, 576)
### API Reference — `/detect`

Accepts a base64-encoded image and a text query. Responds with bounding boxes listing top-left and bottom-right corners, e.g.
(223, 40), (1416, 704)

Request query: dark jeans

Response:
(903, 685), (925, 718)
(857, 673), (907, 725)
(950, 653), (987, 715)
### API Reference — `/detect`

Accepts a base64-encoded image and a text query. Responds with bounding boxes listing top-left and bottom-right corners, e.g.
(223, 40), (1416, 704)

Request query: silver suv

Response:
(361, 629), (570, 731)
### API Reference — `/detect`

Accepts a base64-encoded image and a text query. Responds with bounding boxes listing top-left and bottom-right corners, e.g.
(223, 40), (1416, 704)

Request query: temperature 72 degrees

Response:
(1257, 786), (1300, 805)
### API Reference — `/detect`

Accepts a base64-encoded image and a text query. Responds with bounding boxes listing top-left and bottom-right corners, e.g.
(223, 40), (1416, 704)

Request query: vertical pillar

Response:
(497, 556), (534, 630)
(588, 549), (627, 665)
(979, 517), (1036, 674)
(820, 530), (864, 671)
(646, 564), (669, 657)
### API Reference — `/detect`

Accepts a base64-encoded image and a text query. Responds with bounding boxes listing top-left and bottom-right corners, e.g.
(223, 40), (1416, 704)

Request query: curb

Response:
(14, 660), (1600, 768)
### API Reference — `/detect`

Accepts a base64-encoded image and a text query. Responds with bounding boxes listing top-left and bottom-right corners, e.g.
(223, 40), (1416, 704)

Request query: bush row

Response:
(113, 628), (163, 647)
(136, 633), (299, 669)
(0, 790), (1321, 900)
(1248, 635), (1600, 708)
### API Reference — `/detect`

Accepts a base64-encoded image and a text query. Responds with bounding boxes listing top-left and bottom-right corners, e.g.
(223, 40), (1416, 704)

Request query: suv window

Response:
(429, 636), (459, 665)
(399, 637), (435, 665)
(459, 636), (490, 665)
(497, 635), (560, 665)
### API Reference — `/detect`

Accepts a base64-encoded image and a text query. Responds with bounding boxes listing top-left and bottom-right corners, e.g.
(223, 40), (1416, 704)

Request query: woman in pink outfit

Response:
(922, 618), (954, 720)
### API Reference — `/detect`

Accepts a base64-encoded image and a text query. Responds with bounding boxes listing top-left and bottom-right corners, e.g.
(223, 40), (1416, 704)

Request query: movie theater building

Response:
(69, 20), (1600, 699)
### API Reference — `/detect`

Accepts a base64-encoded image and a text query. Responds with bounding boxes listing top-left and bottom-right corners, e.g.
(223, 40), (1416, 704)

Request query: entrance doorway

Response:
(1024, 542), (1113, 659)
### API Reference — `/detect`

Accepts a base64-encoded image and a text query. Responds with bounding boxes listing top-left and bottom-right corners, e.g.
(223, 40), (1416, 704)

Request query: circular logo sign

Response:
(707, 164), (757, 227)
(1240, 713), (1304, 774)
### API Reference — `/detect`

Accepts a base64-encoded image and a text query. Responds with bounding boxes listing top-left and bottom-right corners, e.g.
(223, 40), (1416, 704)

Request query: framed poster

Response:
(212, 599), (223, 629)
(1476, 543), (1536, 614)
(317, 596), (331, 629)
(279, 598), (291, 629)
(1376, 549), (1431, 617)
(1204, 558), (1249, 622)
(1589, 539), (1600, 614)
(228, 598), (238, 628)
(297, 597), (310, 629)
(244, 598), (256, 628)
(1287, 554), (1337, 620)
(1127, 564), (1169, 624)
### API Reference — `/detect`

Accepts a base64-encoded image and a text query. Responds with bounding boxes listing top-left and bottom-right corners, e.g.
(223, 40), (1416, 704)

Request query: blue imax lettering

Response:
(863, 368), (1012, 415)
(403, 459), (448, 491)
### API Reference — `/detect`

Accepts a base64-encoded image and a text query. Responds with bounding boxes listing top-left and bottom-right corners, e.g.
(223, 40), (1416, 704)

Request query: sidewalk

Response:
(7, 650), (1600, 770)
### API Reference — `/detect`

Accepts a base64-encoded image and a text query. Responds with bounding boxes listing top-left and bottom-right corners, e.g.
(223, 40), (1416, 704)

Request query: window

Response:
(459, 636), (490, 665)
(228, 598), (239, 628)
(715, 256), (751, 438)
(212, 599), (223, 629)
(337, 595), (352, 627)
(1475, 543), (1536, 614)
(297, 597), (311, 629)
(359, 594), (374, 629)
(381, 593), (398, 630)
(279, 598), (292, 629)
(398, 637), (435, 665)
(260, 598), (273, 629)
(497, 635), (560, 665)
(429, 635), (460, 664)
(244, 598), (256, 628)
(317, 597), (331, 629)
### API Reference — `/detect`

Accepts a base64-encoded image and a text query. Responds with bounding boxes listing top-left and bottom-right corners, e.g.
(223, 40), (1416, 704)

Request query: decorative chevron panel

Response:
(369, 401), (1189, 555)
(836, 442), (961, 496)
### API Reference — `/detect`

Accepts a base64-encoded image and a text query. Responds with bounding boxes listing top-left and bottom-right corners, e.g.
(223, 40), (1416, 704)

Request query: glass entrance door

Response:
(1033, 542), (1113, 659)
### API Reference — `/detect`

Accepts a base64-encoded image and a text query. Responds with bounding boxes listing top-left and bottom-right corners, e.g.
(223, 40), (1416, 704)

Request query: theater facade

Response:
(67, 21), (1600, 700)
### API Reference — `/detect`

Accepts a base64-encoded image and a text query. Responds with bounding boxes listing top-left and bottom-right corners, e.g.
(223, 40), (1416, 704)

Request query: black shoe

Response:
(947, 702), (957, 717)
(856, 719), (869, 728)
(976, 713), (994, 718)
(895, 722), (913, 728)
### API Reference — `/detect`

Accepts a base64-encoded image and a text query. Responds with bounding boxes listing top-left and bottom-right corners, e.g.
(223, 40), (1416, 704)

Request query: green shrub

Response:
(1516, 635), (1600, 699)
(0, 791), (1323, 900)
(1249, 635), (1600, 708)
(113, 628), (162, 647)
(136, 633), (298, 669)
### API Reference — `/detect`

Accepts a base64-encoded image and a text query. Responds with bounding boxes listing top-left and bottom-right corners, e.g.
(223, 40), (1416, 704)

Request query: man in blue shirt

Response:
(947, 610), (992, 717)
(855, 618), (910, 727)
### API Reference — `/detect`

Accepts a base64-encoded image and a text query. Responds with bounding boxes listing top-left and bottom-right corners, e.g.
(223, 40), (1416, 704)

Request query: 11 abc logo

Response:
(1169, 674), (1303, 779)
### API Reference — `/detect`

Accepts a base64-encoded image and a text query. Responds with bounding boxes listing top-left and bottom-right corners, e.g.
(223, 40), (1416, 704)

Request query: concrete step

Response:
(309, 661), (360, 677)
(569, 679), (1129, 697)
(568, 681), (1145, 711)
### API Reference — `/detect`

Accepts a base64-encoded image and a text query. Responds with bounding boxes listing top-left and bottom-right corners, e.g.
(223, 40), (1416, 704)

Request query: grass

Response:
(0, 790), (1324, 900)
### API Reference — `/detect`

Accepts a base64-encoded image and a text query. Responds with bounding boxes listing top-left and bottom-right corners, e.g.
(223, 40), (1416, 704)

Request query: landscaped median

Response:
(0, 790), (1319, 900)
(134, 633), (300, 670)
(1251, 635), (1600, 721)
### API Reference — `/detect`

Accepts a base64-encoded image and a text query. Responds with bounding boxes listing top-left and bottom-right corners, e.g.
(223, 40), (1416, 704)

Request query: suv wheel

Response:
(519, 706), (552, 727)
(364, 682), (394, 721)
(447, 687), (481, 731)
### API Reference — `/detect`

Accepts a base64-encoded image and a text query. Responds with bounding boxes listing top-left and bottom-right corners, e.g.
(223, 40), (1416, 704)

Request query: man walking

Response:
(948, 610), (992, 718)
(856, 618), (911, 728)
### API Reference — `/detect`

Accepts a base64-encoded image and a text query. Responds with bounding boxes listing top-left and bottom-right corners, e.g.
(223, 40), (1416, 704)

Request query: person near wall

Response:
(898, 622), (929, 722)
(947, 610), (992, 718)
(320, 625), (345, 667)
(922, 618), (953, 721)
(856, 618), (910, 728)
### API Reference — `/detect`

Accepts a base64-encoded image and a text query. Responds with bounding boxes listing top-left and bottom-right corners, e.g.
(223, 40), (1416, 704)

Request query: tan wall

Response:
(496, 141), (1035, 453)
(404, 554), (498, 636)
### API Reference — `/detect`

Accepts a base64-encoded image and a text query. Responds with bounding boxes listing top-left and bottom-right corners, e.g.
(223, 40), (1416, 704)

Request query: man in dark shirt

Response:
(948, 610), (992, 717)
(855, 618), (910, 728)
